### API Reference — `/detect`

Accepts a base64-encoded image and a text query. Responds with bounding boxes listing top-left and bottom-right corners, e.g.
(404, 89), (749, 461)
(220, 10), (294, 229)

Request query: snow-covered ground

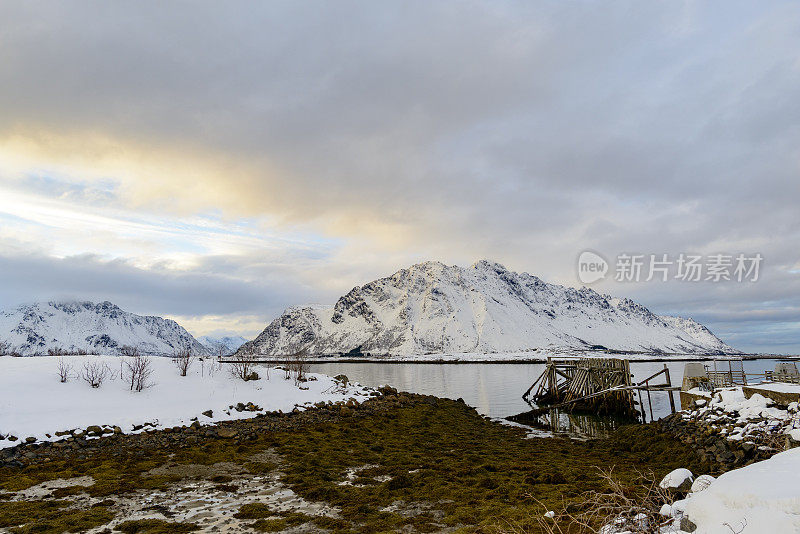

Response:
(0, 355), (374, 448)
(662, 448), (800, 533)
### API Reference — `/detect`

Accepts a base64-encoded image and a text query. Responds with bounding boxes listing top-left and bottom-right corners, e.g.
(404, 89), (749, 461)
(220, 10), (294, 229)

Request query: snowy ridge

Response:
(0, 301), (210, 356)
(199, 335), (248, 356)
(239, 260), (736, 357)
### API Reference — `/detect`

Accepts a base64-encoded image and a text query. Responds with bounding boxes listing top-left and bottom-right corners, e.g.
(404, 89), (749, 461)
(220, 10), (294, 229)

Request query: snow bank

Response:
(679, 447), (800, 533)
(0, 355), (374, 448)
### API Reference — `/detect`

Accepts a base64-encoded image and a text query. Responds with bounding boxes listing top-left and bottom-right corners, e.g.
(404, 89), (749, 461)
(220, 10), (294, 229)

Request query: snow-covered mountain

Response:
(0, 301), (210, 356)
(198, 335), (247, 356)
(238, 260), (737, 357)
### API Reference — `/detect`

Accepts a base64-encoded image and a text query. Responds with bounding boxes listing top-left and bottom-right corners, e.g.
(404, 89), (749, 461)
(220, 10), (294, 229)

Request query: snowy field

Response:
(0, 355), (374, 448)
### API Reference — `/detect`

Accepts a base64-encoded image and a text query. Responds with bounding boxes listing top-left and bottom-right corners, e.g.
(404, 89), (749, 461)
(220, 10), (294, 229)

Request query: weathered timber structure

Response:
(522, 357), (678, 421)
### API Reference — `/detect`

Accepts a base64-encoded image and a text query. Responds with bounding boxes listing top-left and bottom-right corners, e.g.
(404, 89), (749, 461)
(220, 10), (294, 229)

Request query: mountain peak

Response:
(0, 300), (209, 356)
(239, 260), (736, 357)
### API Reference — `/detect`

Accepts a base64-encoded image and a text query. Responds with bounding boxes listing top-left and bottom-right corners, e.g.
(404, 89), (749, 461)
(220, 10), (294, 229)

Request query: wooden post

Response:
(664, 364), (676, 414)
(638, 388), (646, 422)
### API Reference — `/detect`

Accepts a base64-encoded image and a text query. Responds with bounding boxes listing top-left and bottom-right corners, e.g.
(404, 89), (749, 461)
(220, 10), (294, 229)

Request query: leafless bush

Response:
(173, 347), (195, 377)
(288, 351), (309, 386)
(0, 341), (9, 356)
(229, 350), (259, 381)
(57, 357), (72, 383)
(81, 360), (111, 388)
(494, 469), (676, 534)
(119, 345), (140, 358)
(124, 353), (153, 392)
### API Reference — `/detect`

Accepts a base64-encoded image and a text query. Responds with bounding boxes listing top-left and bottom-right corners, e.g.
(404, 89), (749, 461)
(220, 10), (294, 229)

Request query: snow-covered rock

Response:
(199, 335), (248, 356)
(660, 468), (694, 491)
(0, 301), (209, 356)
(239, 260), (736, 357)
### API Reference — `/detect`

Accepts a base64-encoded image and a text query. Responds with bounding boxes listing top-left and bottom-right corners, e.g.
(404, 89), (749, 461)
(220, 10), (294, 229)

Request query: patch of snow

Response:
(0, 355), (373, 448)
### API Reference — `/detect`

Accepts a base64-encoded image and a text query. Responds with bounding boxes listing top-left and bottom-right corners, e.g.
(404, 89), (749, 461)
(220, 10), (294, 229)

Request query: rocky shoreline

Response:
(0, 385), (405, 469)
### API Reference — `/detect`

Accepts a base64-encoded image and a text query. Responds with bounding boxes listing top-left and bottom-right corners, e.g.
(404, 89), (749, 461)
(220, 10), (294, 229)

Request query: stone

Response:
(216, 428), (238, 439)
(202, 410), (214, 418)
(86, 426), (103, 436)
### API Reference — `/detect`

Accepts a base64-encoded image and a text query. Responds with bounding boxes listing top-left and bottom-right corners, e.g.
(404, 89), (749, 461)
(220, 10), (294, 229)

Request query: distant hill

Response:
(198, 335), (248, 356)
(238, 260), (736, 357)
(0, 300), (210, 356)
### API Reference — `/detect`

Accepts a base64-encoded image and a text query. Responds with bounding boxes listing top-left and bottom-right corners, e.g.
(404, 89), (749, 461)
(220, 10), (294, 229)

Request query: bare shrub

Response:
(289, 351), (309, 386)
(229, 350), (259, 381)
(57, 357), (72, 383)
(81, 360), (111, 388)
(0, 341), (10, 356)
(495, 469), (676, 534)
(119, 345), (140, 357)
(124, 353), (153, 392)
(173, 347), (195, 377)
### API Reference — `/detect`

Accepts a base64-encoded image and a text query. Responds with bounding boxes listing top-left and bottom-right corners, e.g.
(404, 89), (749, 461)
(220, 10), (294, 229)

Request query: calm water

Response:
(308, 359), (783, 436)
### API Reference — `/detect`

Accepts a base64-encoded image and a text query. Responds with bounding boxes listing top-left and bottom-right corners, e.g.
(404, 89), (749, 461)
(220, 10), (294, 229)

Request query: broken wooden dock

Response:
(522, 357), (679, 421)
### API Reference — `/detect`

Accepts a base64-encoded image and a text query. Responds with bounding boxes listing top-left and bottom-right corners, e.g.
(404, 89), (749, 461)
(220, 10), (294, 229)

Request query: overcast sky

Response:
(0, 1), (798, 353)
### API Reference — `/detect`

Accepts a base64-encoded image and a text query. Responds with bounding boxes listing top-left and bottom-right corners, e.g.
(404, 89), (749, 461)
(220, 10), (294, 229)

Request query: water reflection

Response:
(508, 407), (634, 439)
(307, 359), (780, 436)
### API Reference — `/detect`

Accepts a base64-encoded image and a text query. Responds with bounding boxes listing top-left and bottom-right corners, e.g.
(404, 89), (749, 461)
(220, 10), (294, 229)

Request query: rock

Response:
(333, 374), (349, 385)
(113, 426), (122, 435)
(216, 428), (238, 439)
(659, 468), (694, 493)
(86, 426), (103, 436)
(690, 474), (715, 493)
(202, 410), (214, 418)
(679, 517), (697, 532)
(25, 437), (36, 444)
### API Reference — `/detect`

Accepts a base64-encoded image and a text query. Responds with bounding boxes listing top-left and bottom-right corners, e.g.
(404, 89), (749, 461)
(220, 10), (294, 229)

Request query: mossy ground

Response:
(0, 396), (708, 533)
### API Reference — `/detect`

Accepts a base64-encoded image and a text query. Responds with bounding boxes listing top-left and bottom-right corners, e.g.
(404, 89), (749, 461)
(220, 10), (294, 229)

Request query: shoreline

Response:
(0, 391), (717, 533)
(246, 354), (794, 364)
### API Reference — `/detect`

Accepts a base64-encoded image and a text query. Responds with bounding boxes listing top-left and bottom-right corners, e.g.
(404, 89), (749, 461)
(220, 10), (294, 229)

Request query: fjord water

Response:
(310, 359), (782, 426)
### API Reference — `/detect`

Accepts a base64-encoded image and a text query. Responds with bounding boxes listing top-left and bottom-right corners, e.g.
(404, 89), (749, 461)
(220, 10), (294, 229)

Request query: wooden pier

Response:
(522, 357), (679, 421)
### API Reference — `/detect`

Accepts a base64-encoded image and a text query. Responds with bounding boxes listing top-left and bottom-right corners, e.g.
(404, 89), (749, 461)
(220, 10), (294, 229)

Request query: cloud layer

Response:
(0, 1), (798, 351)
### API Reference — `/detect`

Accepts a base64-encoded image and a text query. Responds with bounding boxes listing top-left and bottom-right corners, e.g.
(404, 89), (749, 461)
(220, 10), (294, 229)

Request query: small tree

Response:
(57, 357), (72, 383)
(124, 353), (153, 392)
(0, 341), (9, 356)
(229, 350), (259, 381)
(81, 360), (110, 388)
(173, 347), (195, 377)
(290, 351), (309, 386)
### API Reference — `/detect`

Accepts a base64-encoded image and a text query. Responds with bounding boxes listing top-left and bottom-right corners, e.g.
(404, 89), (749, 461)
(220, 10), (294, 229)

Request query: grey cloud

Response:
(0, 1), (798, 350)
(0, 253), (317, 321)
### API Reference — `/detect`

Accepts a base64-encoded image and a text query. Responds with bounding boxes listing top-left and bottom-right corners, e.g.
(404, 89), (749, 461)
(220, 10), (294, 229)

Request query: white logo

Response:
(577, 250), (609, 284)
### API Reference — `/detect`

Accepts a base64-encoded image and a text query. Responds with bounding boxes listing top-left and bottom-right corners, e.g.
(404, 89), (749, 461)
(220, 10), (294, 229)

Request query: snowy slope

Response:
(0, 301), (210, 356)
(0, 355), (372, 448)
(199, 335), (248, 356)
(239, 260), (736, 357)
